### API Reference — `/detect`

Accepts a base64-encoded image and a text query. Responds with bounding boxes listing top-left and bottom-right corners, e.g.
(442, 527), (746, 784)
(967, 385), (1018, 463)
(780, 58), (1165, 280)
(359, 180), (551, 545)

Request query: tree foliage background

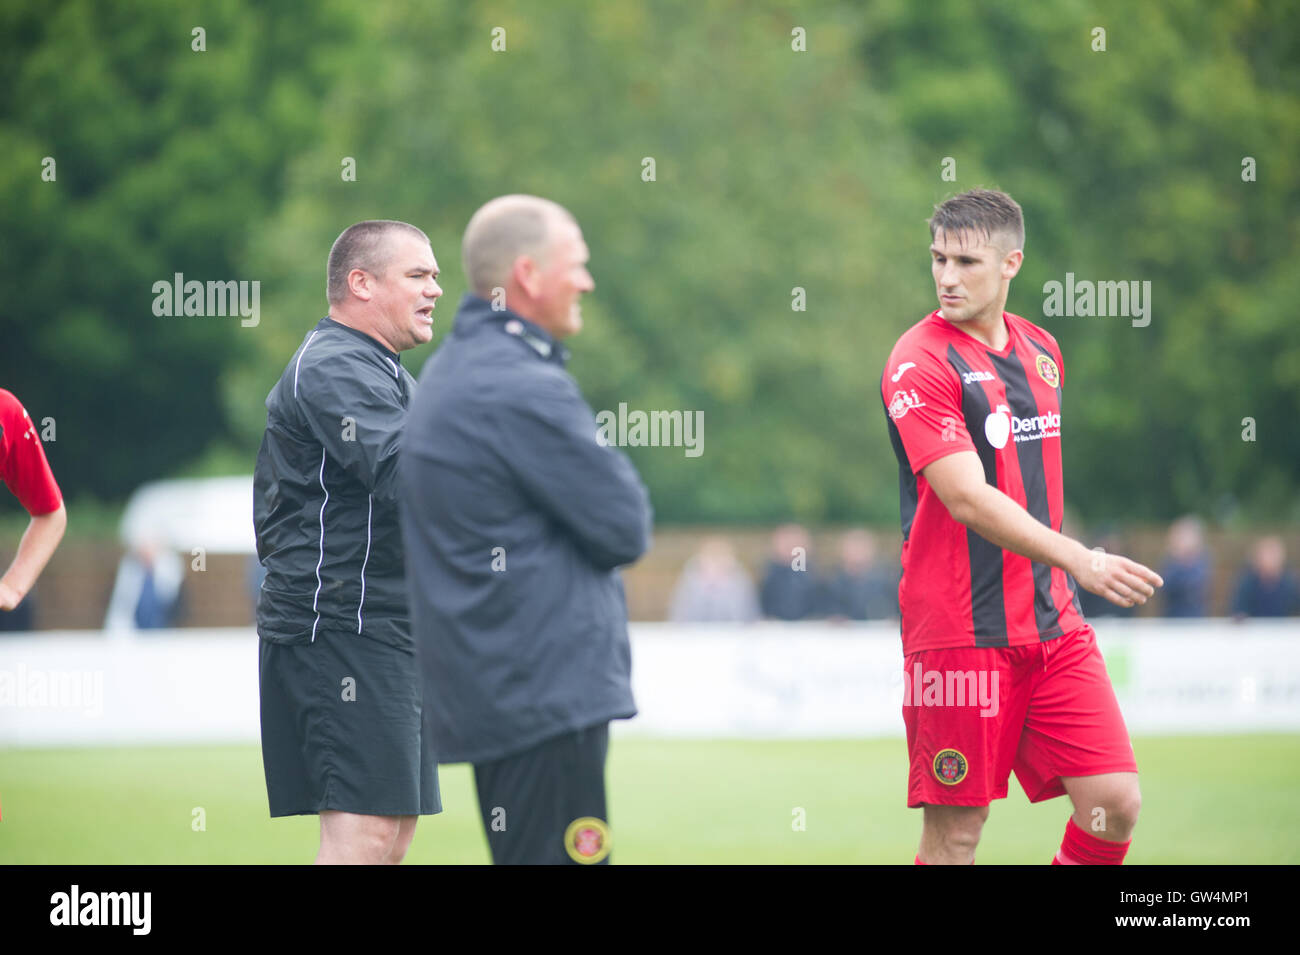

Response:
(2, 0), (1296, 526)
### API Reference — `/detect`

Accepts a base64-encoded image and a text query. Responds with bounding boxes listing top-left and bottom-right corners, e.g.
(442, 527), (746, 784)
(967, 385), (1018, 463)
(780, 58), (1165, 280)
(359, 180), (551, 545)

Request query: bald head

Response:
(462, 195), (576, 297)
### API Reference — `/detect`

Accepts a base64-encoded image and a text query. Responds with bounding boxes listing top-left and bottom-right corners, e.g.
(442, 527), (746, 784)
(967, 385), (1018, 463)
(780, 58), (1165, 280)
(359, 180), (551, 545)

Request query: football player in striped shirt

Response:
(880, 189), (1163, 865)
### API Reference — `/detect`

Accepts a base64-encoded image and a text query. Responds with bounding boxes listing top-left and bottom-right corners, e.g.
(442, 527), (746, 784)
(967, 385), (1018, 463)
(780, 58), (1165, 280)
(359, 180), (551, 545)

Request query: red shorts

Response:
(902, 624), (1137, 808)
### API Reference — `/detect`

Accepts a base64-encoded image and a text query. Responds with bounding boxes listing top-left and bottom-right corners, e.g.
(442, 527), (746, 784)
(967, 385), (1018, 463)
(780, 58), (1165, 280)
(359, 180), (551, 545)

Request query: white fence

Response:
(0, 620), (1297, 747)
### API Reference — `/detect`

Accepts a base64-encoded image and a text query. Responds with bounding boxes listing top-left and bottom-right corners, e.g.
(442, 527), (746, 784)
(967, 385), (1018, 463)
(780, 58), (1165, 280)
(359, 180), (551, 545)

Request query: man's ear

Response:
(347, 267), (375, 302)
(511, 256), (540, 299)
(1002, 249), (1024, 281)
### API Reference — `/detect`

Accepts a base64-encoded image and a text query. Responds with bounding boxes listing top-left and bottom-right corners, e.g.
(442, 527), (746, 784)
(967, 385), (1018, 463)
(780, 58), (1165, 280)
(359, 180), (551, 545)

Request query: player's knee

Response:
(387, 831), (414, 864)
(1091, 783), (1140, 838)
(942, 829), (981, 856)
(926, 805), (988, 850)
(1111, 784), (1141, 834)
(371, 818), (404, 852)
(338, 816), (401, 863)
(947, 812), (987, 848)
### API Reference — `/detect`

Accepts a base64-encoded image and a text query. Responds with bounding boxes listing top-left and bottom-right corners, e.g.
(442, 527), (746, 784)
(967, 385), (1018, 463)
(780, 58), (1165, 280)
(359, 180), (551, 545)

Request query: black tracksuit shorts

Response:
(259, 631), (441, 818)
(472, 722), (612, 864)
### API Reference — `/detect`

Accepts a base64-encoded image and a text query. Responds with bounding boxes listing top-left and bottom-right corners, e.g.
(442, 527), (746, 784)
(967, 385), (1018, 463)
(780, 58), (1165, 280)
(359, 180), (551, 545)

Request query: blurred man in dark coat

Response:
(759, 524), (821, 620)
(1158, 516), (1211, 618)
(1232, 536), (1300, 618)
(824, 529), (899, 620)
(401, 195), (652, 865)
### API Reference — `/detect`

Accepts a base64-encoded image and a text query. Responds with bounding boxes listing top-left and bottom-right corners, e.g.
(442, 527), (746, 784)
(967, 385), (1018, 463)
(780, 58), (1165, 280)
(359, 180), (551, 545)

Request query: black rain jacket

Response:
(254, 317), (415, 649)
(400, 295), (652, 763)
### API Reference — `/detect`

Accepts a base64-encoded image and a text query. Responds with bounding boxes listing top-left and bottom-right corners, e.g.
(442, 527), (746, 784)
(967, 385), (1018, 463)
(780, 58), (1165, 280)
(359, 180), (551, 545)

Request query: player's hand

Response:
(1072, 547), (1163, 608)
(0, 579), (24, 611)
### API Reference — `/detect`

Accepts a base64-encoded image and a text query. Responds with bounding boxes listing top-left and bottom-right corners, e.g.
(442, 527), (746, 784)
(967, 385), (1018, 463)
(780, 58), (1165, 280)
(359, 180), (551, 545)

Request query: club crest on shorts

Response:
(932, 748), (968, 785)
(1035, 354), (1060, 388)
(564, 816), (612, 864)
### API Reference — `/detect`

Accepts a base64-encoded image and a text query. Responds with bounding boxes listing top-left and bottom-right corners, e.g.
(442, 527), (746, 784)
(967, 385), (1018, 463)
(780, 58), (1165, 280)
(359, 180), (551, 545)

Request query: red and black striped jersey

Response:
(881, 310), (1085, 653)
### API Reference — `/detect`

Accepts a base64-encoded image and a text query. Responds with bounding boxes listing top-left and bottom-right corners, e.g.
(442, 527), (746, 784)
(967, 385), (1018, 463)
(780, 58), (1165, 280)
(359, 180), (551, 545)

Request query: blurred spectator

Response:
(759, 524), (821, 620)
(668, 536), (759, 623)
(824, 529), (898, 620)
(105, 540), (184, 632)
(0, 587), (35, 631)
(1231, 536), (1300, 618)
(1159, 516), (1211, 617)
(1076, 528), (1136, 619)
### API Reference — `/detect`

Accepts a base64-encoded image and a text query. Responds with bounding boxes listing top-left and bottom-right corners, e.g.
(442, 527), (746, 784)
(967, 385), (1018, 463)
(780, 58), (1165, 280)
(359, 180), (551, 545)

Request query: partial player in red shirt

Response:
(880, 190), (1163, 865)
(0, 388), (67, 612)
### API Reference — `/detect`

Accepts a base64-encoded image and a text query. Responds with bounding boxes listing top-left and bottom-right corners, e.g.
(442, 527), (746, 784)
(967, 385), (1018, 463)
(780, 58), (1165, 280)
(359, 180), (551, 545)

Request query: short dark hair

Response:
(327, 220), (429, 304)
(928, 189), (1024, 252)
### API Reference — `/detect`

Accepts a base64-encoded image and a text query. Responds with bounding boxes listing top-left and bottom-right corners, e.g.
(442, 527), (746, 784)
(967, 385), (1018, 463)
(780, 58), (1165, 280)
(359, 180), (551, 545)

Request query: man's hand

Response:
(1069, 546), (1163, 609)
(0, 578), (24, 610)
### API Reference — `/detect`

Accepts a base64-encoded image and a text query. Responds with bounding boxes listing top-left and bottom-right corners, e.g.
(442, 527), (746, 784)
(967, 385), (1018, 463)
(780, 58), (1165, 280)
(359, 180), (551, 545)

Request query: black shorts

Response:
(472, 722), (612, 865)
(259, 632), (441, 817)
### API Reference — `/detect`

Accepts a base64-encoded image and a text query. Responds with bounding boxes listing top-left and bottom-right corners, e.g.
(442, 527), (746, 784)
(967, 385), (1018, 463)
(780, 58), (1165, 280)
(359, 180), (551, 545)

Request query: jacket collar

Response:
(319, 315), (402, 364)
(451, 293), (570, 365)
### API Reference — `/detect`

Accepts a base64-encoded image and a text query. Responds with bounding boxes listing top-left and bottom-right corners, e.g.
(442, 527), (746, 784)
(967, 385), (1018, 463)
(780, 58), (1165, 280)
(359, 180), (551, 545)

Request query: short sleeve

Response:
(0, 390), (63, 516)
(881, 352), (975, 475)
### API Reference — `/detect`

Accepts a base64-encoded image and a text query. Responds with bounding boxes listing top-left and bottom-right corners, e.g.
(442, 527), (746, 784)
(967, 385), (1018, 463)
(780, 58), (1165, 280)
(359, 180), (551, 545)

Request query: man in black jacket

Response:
(401, 195), (652, 864)
(254, 219), (443, 863)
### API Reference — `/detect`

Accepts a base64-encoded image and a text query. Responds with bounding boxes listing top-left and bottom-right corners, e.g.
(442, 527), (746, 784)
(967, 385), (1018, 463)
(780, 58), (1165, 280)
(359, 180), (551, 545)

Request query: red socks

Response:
(1052, 816), (1130, 865)
(917, 816), (1129, 864)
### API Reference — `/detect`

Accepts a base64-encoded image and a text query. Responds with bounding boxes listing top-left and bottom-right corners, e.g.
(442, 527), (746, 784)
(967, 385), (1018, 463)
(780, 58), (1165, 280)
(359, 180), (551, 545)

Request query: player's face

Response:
(930, 228), (1020, 324)
(373, 235), (443, 351)
(532, 219), (594, 339)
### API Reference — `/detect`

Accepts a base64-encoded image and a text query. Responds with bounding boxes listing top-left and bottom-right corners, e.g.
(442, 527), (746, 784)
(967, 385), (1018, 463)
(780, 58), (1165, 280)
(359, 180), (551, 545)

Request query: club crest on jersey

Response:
(564, 816), (612, 864)
(888, 389), (926, 420)
(933, 748), (968, 785)
(1035, 354), (1060, 388)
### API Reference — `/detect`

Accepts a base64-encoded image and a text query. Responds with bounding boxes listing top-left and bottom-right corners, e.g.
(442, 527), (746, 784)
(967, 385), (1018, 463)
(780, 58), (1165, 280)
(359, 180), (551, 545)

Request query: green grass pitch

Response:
(1, 734), (1295, 863)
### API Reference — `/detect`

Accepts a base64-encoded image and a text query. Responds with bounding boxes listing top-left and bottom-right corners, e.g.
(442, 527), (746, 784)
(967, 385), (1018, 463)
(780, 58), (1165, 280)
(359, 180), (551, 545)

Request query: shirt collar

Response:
(319, 315), (402, 364)
(452, 293), (570, 365)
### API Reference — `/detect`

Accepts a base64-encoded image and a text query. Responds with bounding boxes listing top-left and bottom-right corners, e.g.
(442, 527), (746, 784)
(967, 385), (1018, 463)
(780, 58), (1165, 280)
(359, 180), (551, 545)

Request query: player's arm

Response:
(922, 451), (1163, 608)
(1, 503), (67, 610)
(0, 390), (67, 610)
